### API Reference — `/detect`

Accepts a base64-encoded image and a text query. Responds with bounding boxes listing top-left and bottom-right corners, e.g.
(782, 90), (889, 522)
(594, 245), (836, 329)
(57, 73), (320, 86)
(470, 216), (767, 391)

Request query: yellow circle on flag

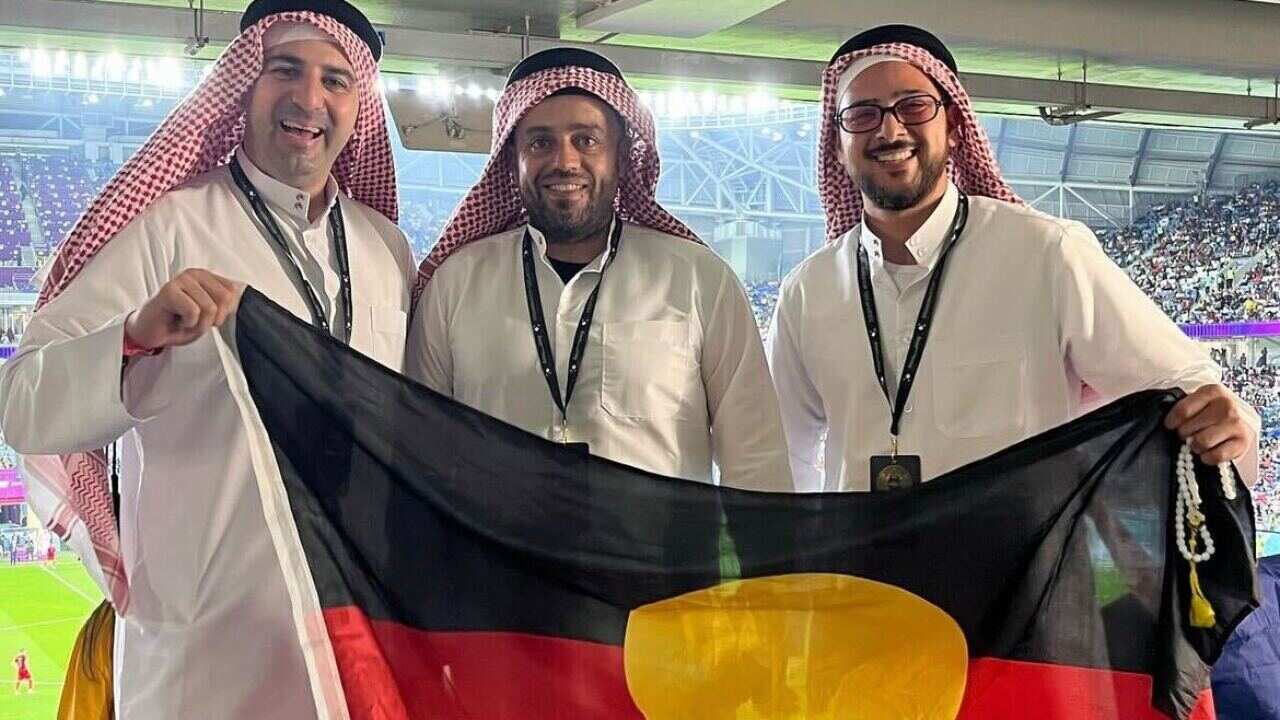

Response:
(623, 573), (968, 720)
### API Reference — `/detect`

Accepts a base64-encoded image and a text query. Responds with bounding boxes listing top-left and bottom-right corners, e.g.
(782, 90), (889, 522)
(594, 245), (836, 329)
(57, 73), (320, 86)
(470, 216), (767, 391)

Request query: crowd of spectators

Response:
(0, 151), (1276, 532)
(1096, 181), (1280, 324)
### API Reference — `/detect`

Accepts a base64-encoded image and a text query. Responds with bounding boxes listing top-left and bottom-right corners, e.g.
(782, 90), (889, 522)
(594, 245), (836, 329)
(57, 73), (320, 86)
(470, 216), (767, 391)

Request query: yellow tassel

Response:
(1188, 563), (1216, 629)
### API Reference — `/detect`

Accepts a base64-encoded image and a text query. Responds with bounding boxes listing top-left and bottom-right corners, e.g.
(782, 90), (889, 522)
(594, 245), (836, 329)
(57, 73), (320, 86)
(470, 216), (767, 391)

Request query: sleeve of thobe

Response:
(701, 268), (793, 492)
(0, 210), (173, 454)
(1052, 222), (1261, 486)
(404, 266), (455, 396)
(764, 280), (827, 493)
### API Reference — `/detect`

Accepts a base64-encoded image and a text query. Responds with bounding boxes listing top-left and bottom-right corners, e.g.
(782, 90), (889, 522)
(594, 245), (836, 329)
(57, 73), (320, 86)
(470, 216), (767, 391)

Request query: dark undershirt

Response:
(548, 257), (590, 284)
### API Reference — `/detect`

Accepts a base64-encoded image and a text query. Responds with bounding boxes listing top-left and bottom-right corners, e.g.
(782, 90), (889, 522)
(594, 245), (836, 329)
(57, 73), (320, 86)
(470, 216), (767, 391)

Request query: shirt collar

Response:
(234, 146), (339, 228)
(858, 181), (960, 276)
(526, 215), (619, 274)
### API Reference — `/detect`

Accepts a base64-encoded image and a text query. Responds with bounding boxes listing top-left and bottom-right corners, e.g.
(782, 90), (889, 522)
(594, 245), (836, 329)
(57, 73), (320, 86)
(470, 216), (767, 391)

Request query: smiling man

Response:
(0, 1), (413, 717)
(767, 24), (1259, 492)
(408, 48), (791, 491)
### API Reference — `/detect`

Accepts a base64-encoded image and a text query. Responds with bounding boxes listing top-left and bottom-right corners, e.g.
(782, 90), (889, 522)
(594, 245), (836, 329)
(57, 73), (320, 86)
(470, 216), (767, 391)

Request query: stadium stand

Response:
(0, 147), (1276, 535)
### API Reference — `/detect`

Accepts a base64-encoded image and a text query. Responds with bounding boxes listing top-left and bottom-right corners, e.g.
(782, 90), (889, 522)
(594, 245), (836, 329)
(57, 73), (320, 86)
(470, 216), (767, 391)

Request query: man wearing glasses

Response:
(766, 24), (1258, 492)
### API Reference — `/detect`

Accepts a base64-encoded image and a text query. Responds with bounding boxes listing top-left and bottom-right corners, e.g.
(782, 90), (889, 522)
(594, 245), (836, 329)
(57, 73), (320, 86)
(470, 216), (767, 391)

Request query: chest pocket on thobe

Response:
(351, 304), (408, 370)
(931, 335), (1027, 439)
(601, 320), (696, 420)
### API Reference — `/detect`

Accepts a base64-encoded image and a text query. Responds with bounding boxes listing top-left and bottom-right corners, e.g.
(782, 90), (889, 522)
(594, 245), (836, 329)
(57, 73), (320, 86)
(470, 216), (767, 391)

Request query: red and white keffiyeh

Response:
(26, 10), (395, 613)
(414, 65), (698, 299)
(819, 43), (1021, 242)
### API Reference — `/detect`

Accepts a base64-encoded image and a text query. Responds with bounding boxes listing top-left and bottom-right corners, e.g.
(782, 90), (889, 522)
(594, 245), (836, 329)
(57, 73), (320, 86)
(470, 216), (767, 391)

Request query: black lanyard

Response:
(229, 157), (352, 344)
(856, 193), (969, 450)
(522, 220), (623, 419)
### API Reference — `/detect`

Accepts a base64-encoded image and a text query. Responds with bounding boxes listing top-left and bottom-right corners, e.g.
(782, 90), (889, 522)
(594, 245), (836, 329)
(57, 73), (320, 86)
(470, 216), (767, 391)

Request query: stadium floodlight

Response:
(30, 50), (52, 78)
(465, 83), (482, 100)
(652, 92), (668, 117)
(416, 76), (432, 96)
(106, 53), (126, 83)
(127, 59), (143, 84)
(18, 48), (30, 64)
(747, 89), (773, 115)
(162, 58), (184, 90)
(386, 76), (400, 93)
(53, 50), (69, 76)
(699, 89), (716, 116)
(71, 53), (88, 80)
(484, 87), (500, 102)
(669, 90), (693, 119)
(90, 56), (106, 82)
(85, 93), (99, 105)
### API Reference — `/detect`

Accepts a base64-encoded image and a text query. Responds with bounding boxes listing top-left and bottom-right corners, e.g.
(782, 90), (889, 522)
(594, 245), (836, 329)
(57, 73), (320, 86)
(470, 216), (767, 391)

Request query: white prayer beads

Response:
(1174, 442), (1236, 564)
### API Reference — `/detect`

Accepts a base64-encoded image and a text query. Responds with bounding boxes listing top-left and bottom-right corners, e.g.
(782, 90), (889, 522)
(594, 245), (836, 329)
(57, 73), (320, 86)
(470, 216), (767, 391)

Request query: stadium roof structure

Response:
(2, 0), (1279, 128)
(0, 0), (1279, 230)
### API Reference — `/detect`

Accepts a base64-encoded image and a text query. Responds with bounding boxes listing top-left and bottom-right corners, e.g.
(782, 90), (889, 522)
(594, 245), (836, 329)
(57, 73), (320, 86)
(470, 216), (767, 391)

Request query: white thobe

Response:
(768, 182), (1260, 492)
(0, 148), (415, 720)
(407, 222), (792, 491)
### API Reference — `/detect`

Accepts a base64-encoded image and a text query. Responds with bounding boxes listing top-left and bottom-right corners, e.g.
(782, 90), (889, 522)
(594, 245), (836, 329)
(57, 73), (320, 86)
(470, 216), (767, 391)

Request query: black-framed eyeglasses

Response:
(833, 95), (946, 134)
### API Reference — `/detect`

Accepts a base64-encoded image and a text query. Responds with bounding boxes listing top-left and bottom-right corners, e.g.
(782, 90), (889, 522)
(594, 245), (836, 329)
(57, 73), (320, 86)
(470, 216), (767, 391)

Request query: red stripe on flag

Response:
(960, 657), (1216, 720)
(324, 607), (642, 720)
(323, 607), (1215, 720)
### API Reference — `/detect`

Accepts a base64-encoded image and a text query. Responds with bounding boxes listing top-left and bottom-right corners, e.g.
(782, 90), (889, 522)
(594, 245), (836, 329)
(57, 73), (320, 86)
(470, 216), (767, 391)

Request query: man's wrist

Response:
(122, 313), (161, 358)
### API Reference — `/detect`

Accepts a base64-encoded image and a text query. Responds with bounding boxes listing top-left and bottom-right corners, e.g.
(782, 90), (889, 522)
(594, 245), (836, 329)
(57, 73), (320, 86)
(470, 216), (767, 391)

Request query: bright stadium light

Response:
(386, 76), (400, 92)
(161, 58), (184, 90)
(465, 82), (482, 99)
(698, 89), (716, 115)
(668, 90), (690, 118)
(106, 53), (126, 83)
(85, 93), (99, 104)
(484, 87), (500, 102)
(652, 91), (668, 116)
(18, 48), (30, 64)
(31, 50), (52, 78)
(144, 58), (161, 85)
(53, 50), (69, 76)
(127, 58), (142, 84)
(90, 55), (106, 81)
(71, 52), (88, 80)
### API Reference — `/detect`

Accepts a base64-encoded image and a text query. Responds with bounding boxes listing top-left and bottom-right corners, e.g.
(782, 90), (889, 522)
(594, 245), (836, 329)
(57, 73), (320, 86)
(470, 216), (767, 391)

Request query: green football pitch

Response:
(0, 557), (102, 720)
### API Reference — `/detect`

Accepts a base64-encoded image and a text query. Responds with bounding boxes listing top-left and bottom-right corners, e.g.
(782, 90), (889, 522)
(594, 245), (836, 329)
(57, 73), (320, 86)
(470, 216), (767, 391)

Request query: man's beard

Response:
(523, 177), (617, 244)
(858, 143), (949, 211)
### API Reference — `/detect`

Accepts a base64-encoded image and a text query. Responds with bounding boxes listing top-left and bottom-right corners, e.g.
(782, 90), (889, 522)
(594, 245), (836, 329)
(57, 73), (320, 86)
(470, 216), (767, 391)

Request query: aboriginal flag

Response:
(221, 290), (1257, 720)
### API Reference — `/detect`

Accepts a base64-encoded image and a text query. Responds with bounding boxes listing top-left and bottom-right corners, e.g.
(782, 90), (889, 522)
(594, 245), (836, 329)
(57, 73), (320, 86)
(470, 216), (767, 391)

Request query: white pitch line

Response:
(36, 565), (99, 606)
(0, 616), (87, 633)
(0, 614), (87, 630)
